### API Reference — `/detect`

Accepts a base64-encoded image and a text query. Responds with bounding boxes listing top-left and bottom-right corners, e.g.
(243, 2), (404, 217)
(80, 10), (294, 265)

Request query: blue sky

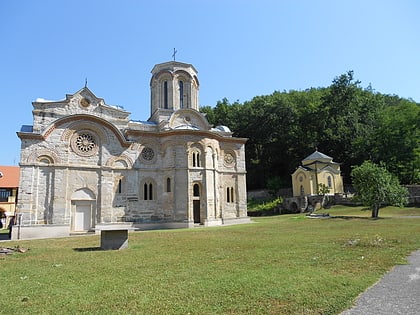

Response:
(1, 0), (419, 165)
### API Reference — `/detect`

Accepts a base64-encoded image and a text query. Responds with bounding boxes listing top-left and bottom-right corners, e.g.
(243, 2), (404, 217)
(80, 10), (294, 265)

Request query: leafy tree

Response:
(317, 183), (331, 209)
(200, 71), (419, 190)
(351, 161), (408, 218)
(370, 97), (420, 184)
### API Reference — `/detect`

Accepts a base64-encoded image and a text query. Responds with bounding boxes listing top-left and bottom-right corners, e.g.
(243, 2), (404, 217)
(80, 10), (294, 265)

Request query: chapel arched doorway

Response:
(71, 188), (96, 232)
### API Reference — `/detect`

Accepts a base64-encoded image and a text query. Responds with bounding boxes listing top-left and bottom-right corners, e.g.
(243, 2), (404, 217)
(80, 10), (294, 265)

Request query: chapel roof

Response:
(303, 150), (333, 162)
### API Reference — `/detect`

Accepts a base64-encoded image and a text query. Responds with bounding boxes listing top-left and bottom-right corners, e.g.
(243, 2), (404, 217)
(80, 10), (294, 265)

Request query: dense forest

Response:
(201, 71), (420, 190)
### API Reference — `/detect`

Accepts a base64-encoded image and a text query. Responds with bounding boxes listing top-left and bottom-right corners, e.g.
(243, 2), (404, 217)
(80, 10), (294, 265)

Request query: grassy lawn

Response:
(1, 206), (420, 314)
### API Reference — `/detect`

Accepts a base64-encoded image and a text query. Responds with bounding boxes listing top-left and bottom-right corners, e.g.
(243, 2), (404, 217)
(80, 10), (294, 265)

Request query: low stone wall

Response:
(11, 225), (70, 240)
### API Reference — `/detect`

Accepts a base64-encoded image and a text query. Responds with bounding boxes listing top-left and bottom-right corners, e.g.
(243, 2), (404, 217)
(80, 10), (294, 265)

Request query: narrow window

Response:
(193, 184), (200, 197)
(300, 185), (304, 196)
(163, 81), (168, 109)
(230, 187), (234, 203)
(118, 179), (122, 194)
(166, 177), (171, 192)
(196, 153), (200, 167)
(179, 81), (184, 108)
(149, 183), (153, 200)
(327, 176), (332, 188)
(192, 152), (196, 167)
(227, 187), (230, 203)
(144, 183), (148, 200)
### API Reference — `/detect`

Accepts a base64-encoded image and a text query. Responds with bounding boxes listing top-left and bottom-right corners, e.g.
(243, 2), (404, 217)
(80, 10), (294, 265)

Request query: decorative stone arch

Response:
(43, 114), (130, 148)
(61, 121), (109, 145)
(105, 155), (133, 169)
(174, 69), (194, 81)
(188, 143), (205, 168)
(168, 109), (210, 130)
(151, 69), (174, 84)
(27, 149), (60, 165)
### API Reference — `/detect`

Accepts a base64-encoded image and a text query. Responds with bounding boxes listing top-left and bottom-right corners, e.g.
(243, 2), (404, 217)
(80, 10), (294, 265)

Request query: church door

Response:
(193, 200), (201, 224)
(73, 201), (92, 232)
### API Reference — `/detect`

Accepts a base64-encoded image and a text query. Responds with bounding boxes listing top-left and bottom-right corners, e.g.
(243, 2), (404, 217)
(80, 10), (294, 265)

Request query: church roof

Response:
(303, 150), (333, 162)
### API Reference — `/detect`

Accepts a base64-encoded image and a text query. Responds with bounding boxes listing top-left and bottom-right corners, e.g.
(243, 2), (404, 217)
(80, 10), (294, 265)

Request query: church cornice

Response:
(18, 114), (132, 148)
(124, 129), (248, 144)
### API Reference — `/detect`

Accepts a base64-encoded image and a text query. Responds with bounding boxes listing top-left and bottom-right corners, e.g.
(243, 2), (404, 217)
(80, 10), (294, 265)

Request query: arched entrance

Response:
(71, 188), (96, 232)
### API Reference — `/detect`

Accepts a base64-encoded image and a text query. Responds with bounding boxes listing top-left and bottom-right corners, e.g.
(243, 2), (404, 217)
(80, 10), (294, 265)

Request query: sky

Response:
(1, 0), (419, 166)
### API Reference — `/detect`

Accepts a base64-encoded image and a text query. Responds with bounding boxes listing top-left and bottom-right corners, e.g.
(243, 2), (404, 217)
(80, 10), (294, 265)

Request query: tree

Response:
(317, 183), (331, 209)
(351, 161), (408, 218)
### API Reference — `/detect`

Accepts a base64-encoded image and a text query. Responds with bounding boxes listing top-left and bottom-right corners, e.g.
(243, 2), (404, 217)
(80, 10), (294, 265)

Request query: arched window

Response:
(193, 184), (200, 197)
(179, 81), (184, 108)
(143, 182), (154, 200)
(166, 177), (171, 192)
(327, 176), (332, 188)
(163, 81), (168, 109)
(226, 187), (235, 203)
(192, 151), (201, 167)
(118, 179), (122, 194)
(300, 185), (304, 196)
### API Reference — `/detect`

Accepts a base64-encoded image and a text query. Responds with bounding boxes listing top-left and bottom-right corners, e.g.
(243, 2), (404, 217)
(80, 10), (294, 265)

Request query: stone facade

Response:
(15, 61), (249, 240)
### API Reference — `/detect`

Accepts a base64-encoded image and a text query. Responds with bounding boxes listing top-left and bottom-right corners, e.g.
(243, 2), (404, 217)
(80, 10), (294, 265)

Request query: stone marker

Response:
(100, 229), (129, 250)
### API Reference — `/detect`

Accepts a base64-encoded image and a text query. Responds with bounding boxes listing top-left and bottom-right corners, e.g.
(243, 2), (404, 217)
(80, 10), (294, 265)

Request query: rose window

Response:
(224, 152), (235, 165)
(141, 147), (155, 161)
(71, 131), (98, 157)
(76, 133), (96, 152)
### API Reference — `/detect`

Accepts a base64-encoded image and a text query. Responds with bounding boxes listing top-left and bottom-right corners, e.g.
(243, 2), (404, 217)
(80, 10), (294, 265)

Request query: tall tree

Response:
(370, 97), (420, 184)
(351, 161), (408, 218)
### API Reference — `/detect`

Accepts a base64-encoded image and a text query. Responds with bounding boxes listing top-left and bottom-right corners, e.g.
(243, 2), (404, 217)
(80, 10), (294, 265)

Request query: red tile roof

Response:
(0, 166), (20, 188)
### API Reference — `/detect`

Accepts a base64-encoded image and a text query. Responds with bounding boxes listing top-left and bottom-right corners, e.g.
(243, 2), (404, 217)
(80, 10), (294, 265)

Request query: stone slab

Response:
(100, 229), (128, 250)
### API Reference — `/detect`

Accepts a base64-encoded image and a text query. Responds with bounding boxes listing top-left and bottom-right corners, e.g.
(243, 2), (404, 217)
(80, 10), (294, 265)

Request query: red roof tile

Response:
(0, 166), (20, 188)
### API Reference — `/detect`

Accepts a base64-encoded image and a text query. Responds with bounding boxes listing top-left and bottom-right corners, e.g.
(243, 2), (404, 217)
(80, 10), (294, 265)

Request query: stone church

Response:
(15, 61), (249, 240)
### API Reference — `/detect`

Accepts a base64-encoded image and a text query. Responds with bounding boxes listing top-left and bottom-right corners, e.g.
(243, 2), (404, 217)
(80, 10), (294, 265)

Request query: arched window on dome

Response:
(179, 80), (184, 108)
(163, 81), (168, 109)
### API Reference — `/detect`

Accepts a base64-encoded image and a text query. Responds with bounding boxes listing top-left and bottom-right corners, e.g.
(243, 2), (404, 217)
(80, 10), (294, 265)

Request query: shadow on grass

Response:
(329, 215), (384, 220)
(73, 247), (103, 252)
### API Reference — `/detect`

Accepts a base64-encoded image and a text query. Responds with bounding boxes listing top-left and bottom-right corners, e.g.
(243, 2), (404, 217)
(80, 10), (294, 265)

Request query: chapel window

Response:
(118, 179), (122, 194)
(300, 185), (304, 196)
(327, 176), (332, 188)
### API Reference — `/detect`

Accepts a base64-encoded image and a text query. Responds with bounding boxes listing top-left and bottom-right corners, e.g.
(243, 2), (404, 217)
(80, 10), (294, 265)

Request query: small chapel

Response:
(291, 150), (344, 197)
(15, 61), (249, 240)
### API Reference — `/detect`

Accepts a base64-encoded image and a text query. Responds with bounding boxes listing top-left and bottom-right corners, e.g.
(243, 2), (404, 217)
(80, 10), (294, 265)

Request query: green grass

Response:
(1, 206), (420, 314)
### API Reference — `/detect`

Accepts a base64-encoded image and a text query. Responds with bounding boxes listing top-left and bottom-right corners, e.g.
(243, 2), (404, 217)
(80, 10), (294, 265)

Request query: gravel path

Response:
(341, 249), (420, 315)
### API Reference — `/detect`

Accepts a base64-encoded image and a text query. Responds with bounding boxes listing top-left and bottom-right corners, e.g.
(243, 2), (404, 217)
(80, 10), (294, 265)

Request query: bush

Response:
(247, 197), (283, 216)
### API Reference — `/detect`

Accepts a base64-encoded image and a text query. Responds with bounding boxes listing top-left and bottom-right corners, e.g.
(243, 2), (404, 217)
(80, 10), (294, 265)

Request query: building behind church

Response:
(15, 61), (249, 240)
